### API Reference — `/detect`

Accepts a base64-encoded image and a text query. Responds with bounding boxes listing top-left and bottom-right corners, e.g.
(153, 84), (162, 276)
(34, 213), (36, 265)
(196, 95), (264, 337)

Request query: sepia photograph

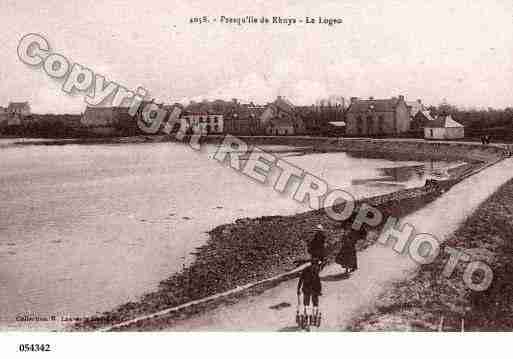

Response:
(1, 0), (513, 356)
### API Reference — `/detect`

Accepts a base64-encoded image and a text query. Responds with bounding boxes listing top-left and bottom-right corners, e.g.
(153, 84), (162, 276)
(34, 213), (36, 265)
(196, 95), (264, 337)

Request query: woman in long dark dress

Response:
(335, 228), (360, 273)
(308, 224), (326, 264)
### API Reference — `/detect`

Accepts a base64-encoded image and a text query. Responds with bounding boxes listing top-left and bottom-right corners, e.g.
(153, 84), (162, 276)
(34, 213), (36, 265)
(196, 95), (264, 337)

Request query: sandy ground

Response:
(160, 158), (513, 331)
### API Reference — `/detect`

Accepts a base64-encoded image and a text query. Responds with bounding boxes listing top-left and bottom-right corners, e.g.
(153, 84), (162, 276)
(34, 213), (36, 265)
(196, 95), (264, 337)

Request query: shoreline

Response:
(347, 176), (513, 331)
(74, 173), (471, 331)
(68, 137), (502, 331)
(3, 135), (502, 331)
(6, 133), (506, 159)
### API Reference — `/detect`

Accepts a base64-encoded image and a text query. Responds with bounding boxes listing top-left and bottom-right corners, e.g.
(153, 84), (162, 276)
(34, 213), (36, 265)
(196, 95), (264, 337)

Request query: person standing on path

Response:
(308, 224), (326, 265)
(335, 227), (360, 274)
(297, 259), (322, 327)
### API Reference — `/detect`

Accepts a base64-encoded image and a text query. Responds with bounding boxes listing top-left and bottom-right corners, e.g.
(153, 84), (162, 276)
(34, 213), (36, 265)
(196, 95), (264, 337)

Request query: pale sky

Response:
(1, 0), (513, 113)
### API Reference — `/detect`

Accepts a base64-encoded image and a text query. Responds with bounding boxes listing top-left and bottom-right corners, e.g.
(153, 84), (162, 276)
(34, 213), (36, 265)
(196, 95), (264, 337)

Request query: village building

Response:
(406, 99), (424, 118)
(326, 121), (346, 136)
(81, 106), (135, 136)
(182, 98), (262, 136)
(424, 115), (464, 140)
(223, 105), (265, 135)
(0, 107), (8, 130)
(181, 112), (224, 135)
(345, 96), (411, 136)
(7, 102), (31, 116)
(411, 110), (436, 131)
(266, 117), (294, 135)
(260, 96), (305, 136)
(223, 114), (250, 135)
(297, 102), (346, 135)
(6, 101), (31, 126)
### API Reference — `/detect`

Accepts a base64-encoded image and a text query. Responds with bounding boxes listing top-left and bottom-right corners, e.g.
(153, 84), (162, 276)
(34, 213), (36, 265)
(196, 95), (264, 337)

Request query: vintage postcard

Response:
(1, 0), (512, 356)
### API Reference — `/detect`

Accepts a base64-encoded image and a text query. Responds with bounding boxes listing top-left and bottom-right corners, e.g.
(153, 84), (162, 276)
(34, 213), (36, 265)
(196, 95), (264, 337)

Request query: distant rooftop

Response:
(424, 115), (464, 128)
(347, 97), (404, 113)
(8, 101), (30, 109)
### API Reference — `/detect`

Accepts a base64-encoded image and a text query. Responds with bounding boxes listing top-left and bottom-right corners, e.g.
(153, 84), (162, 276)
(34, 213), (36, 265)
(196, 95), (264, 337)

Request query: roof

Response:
(347, 98), (401, 113)
(275, 96), (294, 111)
(8, 102), (30, 110)
(328, 121), (346, 127)
(230, 107), (264, 119)
(424, 115), (464, 128)
(406, 101), (423, 116)
(415, 110), (436, 122)
(85, 106), (130, 113)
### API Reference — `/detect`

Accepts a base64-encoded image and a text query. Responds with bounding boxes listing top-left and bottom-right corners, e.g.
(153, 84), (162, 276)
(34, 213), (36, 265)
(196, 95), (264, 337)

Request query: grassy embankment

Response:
(27, 135), (491, 330)
(76, 178), (463, 330)
(347, 178), (513, 331)
(71, 139), (503, 331)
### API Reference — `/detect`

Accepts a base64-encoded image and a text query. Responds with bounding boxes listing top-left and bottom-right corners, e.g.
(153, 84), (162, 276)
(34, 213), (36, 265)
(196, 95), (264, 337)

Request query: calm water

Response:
(0, 140), (462, 329)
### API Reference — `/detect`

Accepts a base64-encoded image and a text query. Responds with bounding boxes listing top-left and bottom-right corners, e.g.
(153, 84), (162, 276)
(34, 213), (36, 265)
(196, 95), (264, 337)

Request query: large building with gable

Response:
(345, 96), (411, 136)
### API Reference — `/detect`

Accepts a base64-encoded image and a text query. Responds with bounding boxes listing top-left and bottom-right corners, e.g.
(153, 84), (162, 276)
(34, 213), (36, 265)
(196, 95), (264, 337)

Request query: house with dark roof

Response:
(260, 96), (305, 135)
(265, 117), (294, 136)
(325, 121), (346, 136)
(345, 96), (410, 136)
(6, 102), (31, 126)
(424, 115), (464, 140)
(181, 112), (224, 135)
(0, 107), (8, 129)
(81, 106), (136, 136)
(411, 110), (436, 131)
(406, 99), (424, 118)
(223, 104), (265, 135)
(7, 102), (31, 116)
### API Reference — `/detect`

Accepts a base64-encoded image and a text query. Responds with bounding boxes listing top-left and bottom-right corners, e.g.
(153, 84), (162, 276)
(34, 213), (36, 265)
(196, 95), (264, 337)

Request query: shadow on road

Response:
(269, 302), (292, 310)
(320, 272), (350, 282)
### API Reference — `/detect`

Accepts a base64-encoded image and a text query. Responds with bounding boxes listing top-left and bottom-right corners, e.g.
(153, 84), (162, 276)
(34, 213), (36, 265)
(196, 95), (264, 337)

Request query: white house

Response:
(181, 112), (224, 135)
(6, 102), (31, 126)
(424, 115), (464, 140)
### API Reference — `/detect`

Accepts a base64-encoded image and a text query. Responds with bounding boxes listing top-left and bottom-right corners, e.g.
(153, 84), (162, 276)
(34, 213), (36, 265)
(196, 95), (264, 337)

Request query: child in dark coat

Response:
(297, 260), (322, 325)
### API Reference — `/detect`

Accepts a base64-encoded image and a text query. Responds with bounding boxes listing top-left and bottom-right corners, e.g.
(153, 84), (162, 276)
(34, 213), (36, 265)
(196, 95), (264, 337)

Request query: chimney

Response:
(398, 95), (405, 101)
(350, 97), (358, 103)
(417, 99), (422, 104)
(369, 96), (374, 100)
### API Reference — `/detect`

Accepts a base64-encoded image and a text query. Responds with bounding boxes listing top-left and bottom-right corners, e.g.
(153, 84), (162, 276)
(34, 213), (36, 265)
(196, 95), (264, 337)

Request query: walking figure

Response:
(296, 260), (322, 330)
(308, 224), (326, 265)
(335, 227), (360, 274)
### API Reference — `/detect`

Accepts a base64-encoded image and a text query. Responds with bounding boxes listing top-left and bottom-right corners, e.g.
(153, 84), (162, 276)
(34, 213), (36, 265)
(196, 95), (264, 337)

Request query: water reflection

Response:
(352, 161), (455, 187)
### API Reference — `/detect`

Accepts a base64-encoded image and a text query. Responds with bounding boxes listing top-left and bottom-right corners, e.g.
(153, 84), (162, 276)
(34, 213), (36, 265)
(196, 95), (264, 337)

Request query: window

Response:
(366, 116), (374, 135)
(378, 115), (385, 134)
(356, 116), (363, 134)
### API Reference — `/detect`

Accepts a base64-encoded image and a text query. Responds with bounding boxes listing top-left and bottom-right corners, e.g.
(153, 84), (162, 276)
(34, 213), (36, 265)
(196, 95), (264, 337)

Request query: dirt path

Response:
(163, 158), (513, 331)
(151, 158), (513, 331)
